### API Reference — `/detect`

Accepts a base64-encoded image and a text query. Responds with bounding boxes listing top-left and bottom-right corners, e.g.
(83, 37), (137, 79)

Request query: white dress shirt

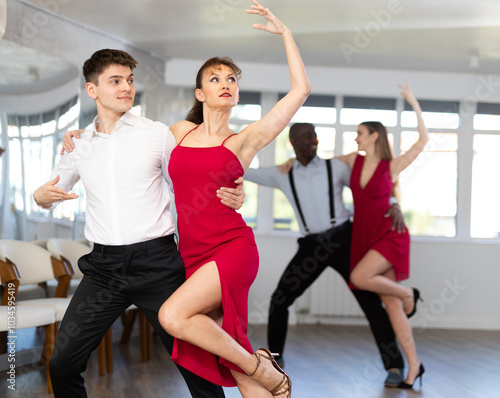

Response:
(245, 157), (352, 236)
(50, 111), (176, 245)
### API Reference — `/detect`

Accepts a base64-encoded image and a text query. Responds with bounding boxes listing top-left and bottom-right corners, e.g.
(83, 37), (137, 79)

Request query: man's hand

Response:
(384, 203), (406, 233)
(217, 177), (245, 210)
(278, 158), (295, 174)
(60, 129), (84, 155)
(33, 175), (79, 209)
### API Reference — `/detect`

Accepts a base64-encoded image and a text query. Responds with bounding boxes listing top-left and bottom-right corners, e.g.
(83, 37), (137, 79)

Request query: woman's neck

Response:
(201, 107), (233, 136)
(363, 147), (381, 162)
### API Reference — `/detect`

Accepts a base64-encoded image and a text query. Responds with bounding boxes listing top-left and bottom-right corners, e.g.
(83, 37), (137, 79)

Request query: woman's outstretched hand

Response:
(246, 0), (287, 35)
(398, 80), (419, 108)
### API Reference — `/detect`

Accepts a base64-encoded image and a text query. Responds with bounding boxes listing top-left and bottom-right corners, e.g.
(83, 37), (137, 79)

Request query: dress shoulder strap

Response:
(178, 125), (199, 145)
(221, 133), (237, 146)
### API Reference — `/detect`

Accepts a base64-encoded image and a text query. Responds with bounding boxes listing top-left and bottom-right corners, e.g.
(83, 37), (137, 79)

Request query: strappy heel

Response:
(407, 288), (423, 319)
(246, 348), (292, 397)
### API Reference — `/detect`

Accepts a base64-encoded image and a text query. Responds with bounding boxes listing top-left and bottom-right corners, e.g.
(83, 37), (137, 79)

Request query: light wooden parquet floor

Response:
(2, 324), (499, 397)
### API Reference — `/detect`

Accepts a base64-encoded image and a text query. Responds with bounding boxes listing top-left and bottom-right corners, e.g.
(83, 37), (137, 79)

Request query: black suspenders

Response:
(288, 158), (336, 234)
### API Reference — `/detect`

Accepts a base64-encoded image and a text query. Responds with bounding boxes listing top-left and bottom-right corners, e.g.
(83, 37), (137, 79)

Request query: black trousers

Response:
(49, 236), (225, 398)
(268, 221), (405, 370)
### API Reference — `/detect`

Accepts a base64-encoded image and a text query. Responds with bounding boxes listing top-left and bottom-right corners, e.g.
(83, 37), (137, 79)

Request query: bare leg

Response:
(159, 261), (288, 397)
(350, 250), (415, 313)
(380, 269), (421, 385)
(232, 369), (272, 398)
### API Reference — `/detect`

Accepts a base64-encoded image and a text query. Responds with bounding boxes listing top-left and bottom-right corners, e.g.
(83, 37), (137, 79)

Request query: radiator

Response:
(308, 267), (364, 317)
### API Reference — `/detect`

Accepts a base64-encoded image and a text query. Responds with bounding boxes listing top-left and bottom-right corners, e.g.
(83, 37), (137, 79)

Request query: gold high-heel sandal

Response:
(246, 348), (292, 397)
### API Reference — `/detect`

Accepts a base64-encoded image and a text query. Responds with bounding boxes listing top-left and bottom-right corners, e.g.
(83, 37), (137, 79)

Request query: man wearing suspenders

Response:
(245, 122), (406, 387)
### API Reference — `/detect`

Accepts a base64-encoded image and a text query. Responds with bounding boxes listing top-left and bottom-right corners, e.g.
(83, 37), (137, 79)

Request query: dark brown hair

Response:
(185, 57), (242, 124)
(83, 49), (138, 85)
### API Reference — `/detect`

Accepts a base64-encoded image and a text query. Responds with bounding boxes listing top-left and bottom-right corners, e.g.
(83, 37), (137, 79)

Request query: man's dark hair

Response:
(289, 122), (315, 141)
(83, 49), (138, 85)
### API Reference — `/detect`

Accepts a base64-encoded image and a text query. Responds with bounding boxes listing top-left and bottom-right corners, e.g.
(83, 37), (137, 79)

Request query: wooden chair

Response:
(0, 254), (57, 394)
(0, 240), (74, 383)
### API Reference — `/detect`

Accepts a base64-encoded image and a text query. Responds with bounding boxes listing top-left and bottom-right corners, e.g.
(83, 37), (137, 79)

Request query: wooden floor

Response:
(2, 323), (499, 397)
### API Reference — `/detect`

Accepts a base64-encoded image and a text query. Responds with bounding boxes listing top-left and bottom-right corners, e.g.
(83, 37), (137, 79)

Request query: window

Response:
(399, 100), (459, 237)
(7, 96), (81, 221)
(400, 132), (458, 237)
(471, 103), (500, 238)
(229, 92), (261, 229)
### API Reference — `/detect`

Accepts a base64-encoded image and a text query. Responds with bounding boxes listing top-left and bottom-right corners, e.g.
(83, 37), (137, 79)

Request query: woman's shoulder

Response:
(170, 120), (198, 139)
(335, 151), (359, 169)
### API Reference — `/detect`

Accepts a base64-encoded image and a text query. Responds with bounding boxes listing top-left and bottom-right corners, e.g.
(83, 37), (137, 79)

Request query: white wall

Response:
(251, 235), (500, 331)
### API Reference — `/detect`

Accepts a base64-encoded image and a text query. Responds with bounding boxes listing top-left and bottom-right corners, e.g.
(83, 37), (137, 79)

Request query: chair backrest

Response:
(0, 240), (55, 285)
(47, 239), (92, 279)
(0, 259), (20, 305)
(31, 240), (48, 249)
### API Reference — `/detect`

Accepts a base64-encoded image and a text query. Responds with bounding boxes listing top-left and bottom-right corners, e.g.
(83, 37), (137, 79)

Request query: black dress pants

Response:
(49, 236), (225, 398)
(267, 221), (405, 370)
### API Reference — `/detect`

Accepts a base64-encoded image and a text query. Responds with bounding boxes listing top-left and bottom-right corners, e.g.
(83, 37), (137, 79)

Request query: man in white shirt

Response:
(34, 49), (240, 398)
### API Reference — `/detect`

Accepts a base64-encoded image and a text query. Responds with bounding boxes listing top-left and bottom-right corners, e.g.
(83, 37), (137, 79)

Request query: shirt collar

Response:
(294, 155), (321, 169)
(88, 111), (136, 139)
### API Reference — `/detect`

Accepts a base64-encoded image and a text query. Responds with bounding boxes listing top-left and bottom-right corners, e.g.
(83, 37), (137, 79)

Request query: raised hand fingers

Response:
(247, 0), (268, 15)
(246, 0), (284, 33)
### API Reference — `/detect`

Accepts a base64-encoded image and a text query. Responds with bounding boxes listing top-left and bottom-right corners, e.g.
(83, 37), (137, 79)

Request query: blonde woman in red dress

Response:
(339, 81), (428, 389)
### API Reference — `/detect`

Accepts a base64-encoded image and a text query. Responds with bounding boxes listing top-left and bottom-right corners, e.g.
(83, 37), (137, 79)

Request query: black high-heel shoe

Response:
(407, 288), (423, 318)
(397, 364), (425, 389)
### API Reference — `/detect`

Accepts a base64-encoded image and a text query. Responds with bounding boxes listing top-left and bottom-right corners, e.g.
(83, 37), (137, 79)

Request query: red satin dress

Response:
(349, 155), (410, 289)
(168, 126), (259, 386)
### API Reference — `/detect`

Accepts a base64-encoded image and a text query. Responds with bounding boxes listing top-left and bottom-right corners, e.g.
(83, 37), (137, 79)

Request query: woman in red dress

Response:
(158, 2), (311, 397)
(339, 82), (428, 389)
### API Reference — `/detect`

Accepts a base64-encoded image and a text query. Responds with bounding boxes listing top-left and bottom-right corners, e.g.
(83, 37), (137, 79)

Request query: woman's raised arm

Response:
(237, 1), (311, 166)
(391, 81), (429, 176)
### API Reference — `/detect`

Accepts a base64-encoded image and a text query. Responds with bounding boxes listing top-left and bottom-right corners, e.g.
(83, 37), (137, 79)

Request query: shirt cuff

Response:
(389, 197), (399, 206)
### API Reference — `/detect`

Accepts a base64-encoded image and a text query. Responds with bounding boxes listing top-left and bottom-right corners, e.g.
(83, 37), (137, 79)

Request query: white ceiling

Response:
(25, 0), (500, 74)
(2, 0), (500, 91)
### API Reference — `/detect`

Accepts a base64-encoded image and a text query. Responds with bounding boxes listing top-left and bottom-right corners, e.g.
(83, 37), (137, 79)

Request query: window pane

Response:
(399, 132), (457, 237)
(241, 155), (259, 229)
(401, 111), (459, 129)
(230, 104), (261, 121)
(272, 127), (296, 230)
(229, 123), (258, 228)
(342, 131), (358, 154)
(58, 102), (80, 128)
(473, 114), (500, 131)
(340, 109), (397, 126)
(316, 127), (335, 158)
(274, 189), (299, 231)
(274, 126), (294, 165)
(471, 134), (500, 238)
(7, 125), (19, 138)
(9, 139), (23, 212)
(290, 106), (336, 124)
